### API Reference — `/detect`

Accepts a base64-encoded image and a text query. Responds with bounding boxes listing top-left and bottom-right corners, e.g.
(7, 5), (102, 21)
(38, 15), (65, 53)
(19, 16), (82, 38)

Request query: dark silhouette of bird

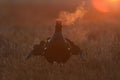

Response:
(26, 19), (82, 64)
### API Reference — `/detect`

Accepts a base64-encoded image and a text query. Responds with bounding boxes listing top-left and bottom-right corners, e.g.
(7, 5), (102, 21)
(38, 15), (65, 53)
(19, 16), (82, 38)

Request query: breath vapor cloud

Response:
(59, 2), (87, 26)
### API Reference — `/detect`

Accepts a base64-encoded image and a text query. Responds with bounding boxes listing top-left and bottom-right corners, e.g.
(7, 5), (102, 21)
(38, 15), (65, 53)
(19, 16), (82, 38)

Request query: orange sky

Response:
(0, 1), (119, 26)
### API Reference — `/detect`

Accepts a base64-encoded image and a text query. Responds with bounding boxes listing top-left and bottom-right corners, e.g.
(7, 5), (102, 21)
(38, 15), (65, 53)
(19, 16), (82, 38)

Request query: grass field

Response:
(0, 4), (120, 80)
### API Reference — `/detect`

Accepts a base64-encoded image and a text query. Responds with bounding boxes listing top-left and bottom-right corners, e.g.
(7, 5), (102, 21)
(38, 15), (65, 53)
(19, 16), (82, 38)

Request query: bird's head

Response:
(55, 19), (62, 32)
(56, 19), (62, 25)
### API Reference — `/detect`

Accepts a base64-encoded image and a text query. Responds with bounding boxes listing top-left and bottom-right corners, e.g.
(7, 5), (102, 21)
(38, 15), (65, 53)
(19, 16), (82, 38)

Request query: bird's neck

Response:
(55, 24), (62, 33)
(55, 28), (62, 33)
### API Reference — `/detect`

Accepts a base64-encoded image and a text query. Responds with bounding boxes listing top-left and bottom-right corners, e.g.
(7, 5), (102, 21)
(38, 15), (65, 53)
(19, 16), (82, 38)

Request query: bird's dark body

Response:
(44, 32), (71, 63)
(26, 20), (82, 64)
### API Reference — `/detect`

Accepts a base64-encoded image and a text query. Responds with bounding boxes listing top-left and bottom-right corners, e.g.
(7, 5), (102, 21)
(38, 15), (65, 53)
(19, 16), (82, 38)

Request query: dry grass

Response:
(0, 22), (120, 80)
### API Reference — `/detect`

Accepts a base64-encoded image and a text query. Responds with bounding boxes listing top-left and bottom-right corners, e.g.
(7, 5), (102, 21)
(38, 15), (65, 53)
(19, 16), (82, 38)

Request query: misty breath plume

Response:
(59, 3), (86, 26)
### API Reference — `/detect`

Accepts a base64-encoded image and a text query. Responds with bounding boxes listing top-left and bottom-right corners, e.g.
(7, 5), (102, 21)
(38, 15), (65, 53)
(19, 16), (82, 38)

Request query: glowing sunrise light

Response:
(92, 0), (120, 13)
(109, 0), (119, 2)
